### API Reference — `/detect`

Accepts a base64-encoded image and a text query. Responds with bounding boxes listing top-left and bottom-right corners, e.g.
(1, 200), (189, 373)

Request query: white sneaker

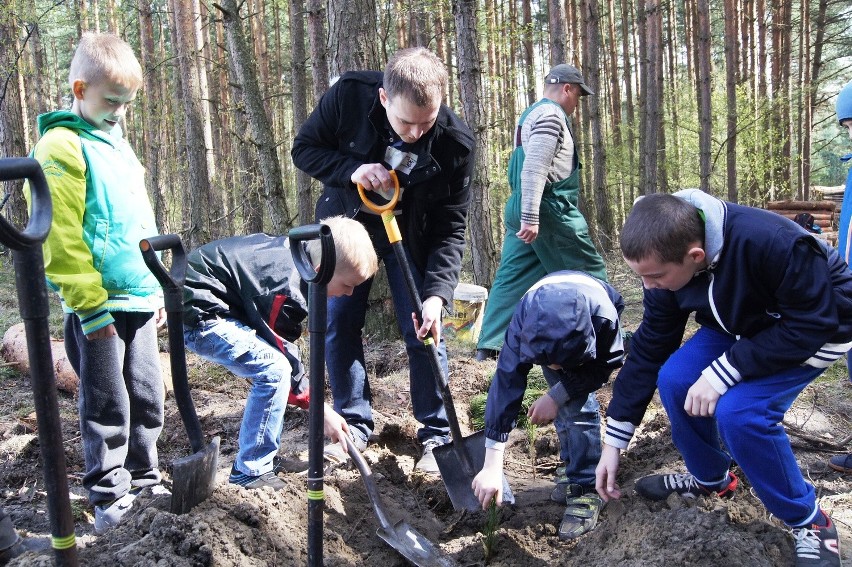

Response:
(414, 439), (444, 475)
(93, 491), (137, 534)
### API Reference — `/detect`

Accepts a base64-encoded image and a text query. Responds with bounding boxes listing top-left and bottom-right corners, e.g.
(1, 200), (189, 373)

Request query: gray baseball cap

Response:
(544, 64), (594, 96)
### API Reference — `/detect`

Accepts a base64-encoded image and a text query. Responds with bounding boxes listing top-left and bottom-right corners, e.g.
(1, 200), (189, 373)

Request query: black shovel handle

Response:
(0, 158), (78, 565)
(288, 224), (336, 566)
(139, 235), (204, 454)
(288, 223), (335, 286)
(0, 158), (52, 249)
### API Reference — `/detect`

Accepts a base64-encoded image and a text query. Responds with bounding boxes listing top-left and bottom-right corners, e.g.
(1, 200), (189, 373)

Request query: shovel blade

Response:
(170, 436), (220, 515)
(377, 520), (458, 567)
(432, 431), (514, 512)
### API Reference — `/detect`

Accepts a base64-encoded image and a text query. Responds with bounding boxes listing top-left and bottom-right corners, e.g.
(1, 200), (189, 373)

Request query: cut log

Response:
(772, 211), (837, 229)
(1, 323), (79, 394)
(766, 200), (836, 212)
(1, 323), (173, 396)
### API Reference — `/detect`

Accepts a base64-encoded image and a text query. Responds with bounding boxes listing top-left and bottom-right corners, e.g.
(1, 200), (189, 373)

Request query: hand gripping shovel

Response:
(357, 174), (514, 512)
(140, 235), (220, 514)
(0, 158), (78, 566)
(344, 437), (457, 567)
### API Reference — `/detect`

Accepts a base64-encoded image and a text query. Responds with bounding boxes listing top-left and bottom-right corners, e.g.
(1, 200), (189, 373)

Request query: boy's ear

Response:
(71, 80), (87, 101)
(686, 245), (706, 265)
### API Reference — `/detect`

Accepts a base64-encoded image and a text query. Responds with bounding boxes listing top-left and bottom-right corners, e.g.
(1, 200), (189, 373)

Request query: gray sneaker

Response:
(414, 439), (444, 475)
(94, 491), (137, 534)
(791, 513), (841, 567)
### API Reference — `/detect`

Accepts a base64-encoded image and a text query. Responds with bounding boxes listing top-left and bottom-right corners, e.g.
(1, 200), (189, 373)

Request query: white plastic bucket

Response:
(443, 283), (488, 342)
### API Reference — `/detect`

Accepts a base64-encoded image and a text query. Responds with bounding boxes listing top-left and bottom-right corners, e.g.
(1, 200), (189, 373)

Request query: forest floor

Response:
(0, 253), (850, 566)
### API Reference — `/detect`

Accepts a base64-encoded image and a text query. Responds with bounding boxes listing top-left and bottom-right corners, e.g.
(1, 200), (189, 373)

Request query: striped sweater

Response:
(515, 99), (577, 225)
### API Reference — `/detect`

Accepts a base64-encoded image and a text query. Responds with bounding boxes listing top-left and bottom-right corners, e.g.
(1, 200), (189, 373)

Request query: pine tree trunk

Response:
(138, 0), (168, 234)
(0, 12), (29, 226)
(521, 0), (536, 106)
(171, 0), (214, 248)
(549, 0), (566, 65)
(453, 0), (497, 286)
(328, 0), (380, 73)
(695, 0), (712, 193)
(723, 0), (739, 202)
(217, 0), (290, 232)
(306, 0), (329, 97)
(290, 0), (313, 225)
(582, 0), (614, 249)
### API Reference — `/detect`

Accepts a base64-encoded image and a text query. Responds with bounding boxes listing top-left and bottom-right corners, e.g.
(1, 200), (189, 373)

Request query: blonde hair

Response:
(308, 216), (378, 280)
(383, 47), (447, 108)
(68, 33), (143, 91)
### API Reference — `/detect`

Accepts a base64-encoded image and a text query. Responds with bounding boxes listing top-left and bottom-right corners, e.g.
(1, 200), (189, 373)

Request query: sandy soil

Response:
(0, 264), (850, 566)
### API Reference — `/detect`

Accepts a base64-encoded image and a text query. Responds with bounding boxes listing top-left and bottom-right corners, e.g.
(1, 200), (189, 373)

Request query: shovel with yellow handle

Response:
(357, 172), (514, 512)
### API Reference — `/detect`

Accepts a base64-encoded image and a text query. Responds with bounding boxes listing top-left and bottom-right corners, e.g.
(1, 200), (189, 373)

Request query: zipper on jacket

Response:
(706, 272), (733, 335)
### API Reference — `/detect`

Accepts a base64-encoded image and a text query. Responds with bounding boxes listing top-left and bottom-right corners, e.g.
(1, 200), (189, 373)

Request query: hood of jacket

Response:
(38, 110), (96, 135)
(674, 188), (726, 267)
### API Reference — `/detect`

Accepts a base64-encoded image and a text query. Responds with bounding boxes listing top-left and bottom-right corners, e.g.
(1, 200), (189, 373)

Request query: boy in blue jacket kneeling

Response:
(472, 271), (625, 540)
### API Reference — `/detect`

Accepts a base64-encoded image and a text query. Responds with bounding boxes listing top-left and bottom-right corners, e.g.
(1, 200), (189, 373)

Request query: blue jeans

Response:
(657, 326), (823, 526)
(542, 367), (601, 488)
(184, 318), (295, 476)
(326, 237), (450, 444)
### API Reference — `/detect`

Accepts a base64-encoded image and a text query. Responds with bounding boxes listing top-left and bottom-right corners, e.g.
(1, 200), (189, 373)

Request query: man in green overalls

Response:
(477, 64), (608, 361)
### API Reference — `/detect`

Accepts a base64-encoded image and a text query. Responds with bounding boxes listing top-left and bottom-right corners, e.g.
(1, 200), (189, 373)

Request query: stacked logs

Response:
(766, 200), (837, 246)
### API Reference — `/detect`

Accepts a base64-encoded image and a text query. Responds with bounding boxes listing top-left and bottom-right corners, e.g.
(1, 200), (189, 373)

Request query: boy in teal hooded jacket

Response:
(26, 33), (168, 534)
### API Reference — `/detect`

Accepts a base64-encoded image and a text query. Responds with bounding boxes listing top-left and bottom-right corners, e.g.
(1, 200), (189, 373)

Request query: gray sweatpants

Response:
(64, 312), (164, 506)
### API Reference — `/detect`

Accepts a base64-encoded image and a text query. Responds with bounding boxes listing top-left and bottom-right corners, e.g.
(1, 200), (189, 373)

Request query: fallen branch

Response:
(783, 421), (852, 452)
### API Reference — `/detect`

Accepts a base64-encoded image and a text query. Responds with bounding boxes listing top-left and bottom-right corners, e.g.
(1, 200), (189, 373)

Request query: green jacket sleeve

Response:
(29, 128), (115, 333)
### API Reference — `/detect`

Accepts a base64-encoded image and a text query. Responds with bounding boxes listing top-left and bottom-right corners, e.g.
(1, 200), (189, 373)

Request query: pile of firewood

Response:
(765, 200), (837, 246)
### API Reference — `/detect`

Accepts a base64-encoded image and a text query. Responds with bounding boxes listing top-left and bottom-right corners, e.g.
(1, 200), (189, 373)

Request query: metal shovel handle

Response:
(0, 158), (52, 250)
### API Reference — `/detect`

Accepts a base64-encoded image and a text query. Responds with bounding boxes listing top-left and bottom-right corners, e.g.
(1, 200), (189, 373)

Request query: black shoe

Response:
(229, 465), (286, 490)
(475, 348), (499, 362)
(550, 481), (591, 503)
(791, 513), (841, 566)
(635, 472), (738, 501)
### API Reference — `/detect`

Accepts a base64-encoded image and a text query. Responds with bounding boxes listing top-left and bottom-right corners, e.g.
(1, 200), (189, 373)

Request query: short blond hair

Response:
(383, 47), (447, 108)
(68, 33), (143, 91)
(308, 216), (378, 281)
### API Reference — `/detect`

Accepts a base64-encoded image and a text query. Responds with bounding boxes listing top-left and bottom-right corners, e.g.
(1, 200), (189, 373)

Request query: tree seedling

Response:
(481, 497), (501, 563)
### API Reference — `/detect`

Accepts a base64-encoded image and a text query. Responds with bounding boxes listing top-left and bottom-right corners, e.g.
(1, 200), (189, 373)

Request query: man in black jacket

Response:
(292, 47), (475, 474)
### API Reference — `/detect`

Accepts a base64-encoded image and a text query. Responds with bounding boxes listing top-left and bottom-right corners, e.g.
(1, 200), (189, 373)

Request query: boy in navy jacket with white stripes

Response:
(596, 190), (850, 567)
